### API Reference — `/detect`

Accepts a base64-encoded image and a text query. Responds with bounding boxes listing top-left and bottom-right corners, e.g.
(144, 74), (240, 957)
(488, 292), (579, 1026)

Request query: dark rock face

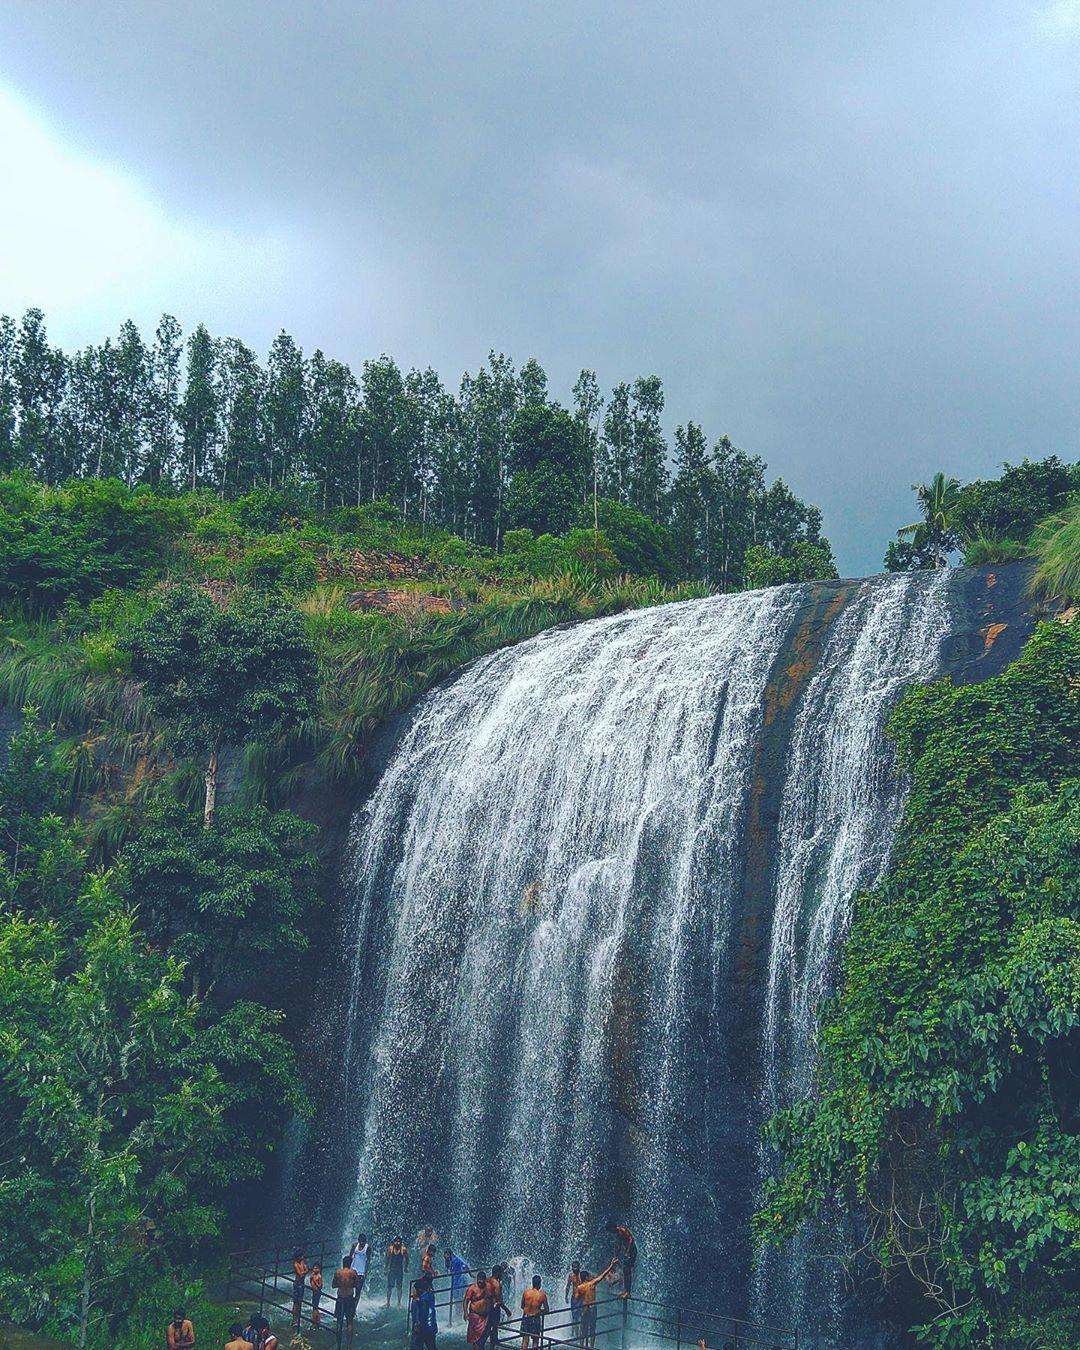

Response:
(280, 563), (1052, 1346)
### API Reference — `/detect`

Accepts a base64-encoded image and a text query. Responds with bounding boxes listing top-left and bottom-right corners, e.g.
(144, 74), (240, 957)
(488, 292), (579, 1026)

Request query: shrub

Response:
(234, 540), (319, 593)
(1029, 494), (1080, 602)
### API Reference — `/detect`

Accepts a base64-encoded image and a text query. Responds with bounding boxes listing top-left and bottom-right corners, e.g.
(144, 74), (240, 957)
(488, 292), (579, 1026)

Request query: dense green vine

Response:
(756, 620), (1079, 1346)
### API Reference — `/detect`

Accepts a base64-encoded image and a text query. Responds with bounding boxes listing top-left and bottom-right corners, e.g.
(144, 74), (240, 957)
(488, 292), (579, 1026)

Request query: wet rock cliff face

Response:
(283, 562), (1054, 1346)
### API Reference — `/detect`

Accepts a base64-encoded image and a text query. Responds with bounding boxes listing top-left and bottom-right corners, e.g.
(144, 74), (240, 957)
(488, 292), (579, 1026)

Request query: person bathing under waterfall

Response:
(575, 1260), (617, 1350)
(565, 1262), (583, 1336)
(348, 1233), (371, 1295)
(462, 1270), (490, 1347)
(606, 1221), (636, 1297)
(520, 1274), (550, 1350)
(446, 1247), (470, 1325)
(386, 1235), (408, 1307)
(482, 1264), (512, 1349)
(332, 1254), (359, 1348)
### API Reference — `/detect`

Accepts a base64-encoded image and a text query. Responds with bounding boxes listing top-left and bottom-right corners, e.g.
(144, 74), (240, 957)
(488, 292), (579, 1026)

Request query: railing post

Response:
(676, 1310), (681, 1350)
(259, 1260), (267, 1316)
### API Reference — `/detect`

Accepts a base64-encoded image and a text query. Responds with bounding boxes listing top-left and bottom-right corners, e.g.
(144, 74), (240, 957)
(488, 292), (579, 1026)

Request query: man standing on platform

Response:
(333, 1253), (359, 1347)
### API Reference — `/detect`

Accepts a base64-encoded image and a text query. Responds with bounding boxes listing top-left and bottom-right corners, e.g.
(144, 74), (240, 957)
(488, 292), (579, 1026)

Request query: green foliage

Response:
(955, 457), (1079, 545)
(233, 538), (320, 593)
(756, 621), (1080, 1344)
(0, 718), (306, 1347)
(124, 586), (318, 820)
(1029, 494), (1080, 603)
(887, 457), (1079, 572)
(117, 794), (318, 999)
(961, 533), (1031, 567)
(574, 498), (676, 578)
(0, 885), (302, 1345)
(743, 539), (839, 588)
(890, 471), (963, 571)
(0, 475), (185, 608)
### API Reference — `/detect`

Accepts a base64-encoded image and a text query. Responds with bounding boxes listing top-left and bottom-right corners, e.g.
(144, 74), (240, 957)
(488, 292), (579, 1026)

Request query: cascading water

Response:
(754, 569), (952, 1336)
(331, 571), (952, 1341)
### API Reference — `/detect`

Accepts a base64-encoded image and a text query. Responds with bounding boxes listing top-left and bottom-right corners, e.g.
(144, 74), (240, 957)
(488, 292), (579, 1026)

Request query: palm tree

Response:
(897, 472), (962, 568)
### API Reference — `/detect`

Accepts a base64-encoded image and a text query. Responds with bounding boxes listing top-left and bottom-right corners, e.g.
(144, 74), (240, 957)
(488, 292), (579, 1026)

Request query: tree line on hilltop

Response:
(0, 308), (836, 590)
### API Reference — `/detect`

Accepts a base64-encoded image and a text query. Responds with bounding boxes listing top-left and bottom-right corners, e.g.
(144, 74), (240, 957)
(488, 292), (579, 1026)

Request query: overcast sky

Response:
(2, 2), (1078, 573)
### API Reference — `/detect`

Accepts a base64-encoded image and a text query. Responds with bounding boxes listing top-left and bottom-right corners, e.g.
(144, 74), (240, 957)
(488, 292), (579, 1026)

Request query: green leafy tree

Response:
(118, 795), (317, 1000)
(125, 587), (318, 826)
(889, 472), (963, 570)
(955, 456), (1079, 546)
(574, 498), (675, 578)
(629, 374), (669, 521)
(266, 330), (306, 489)
(179, 324), (220, 492)
(757, 621), (1080, 1345)
(0, 314), (17, 472)
(145, 315), (183, 486)
(0, 880), (301, 1347)
(670, 421), (712, 577)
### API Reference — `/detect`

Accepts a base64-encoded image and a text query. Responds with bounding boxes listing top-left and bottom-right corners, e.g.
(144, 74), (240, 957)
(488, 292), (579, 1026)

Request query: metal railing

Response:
(227, 1245), (799, 1350)
(410, 1273), (798, 1350)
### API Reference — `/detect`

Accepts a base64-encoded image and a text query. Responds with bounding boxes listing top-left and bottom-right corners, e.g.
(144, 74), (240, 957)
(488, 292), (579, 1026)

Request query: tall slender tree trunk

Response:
(203, 746), (219, 828)
(78, 1193), (95, 1350)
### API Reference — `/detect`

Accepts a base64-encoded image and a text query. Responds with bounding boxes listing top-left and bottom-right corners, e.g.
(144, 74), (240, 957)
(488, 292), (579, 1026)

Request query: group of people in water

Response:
(410, 1221), (637, 1350)
(273, 1220), (636, 1348)
(175, 1220), (636, 1348)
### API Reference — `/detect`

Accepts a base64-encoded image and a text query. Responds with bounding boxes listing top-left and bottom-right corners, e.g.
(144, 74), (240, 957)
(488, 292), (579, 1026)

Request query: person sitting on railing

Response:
(333, 1253), (360, 1347)
(575, 1260), (617, 1350)
(291, 1249), (309, 1330)
(520, 1274), (550, 1350)
(410, 1273), (439, 1350)
(565, 1262), (583, 1336)
(225, 1322), (248, 1350)
(310, 1263), (324, 1329)
(482, 1264), (512, 1350)
(606, 1222), (636, 1298)
(462, 1270), (490, 1346)
(386, 1236), (408, 1307)
(446, 1248), (470, 1325)
(166, 1307), (196, 1349)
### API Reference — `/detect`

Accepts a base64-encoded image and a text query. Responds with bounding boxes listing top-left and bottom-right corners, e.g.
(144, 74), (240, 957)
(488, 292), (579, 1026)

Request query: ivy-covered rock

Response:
(756, 620), (1080, 1347)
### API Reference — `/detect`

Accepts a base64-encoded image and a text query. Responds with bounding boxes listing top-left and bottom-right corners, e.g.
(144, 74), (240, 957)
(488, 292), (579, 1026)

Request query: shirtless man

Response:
(564, 1262), (583, 1336)
(333, 1254), (360, 1347)
(575, 1260), (617, 1350)
(291, 1249), (309, 1329)
(386, 1236), (408, 1307)
(520, 1275), (550, 1350)
(166, 1308), (196, 1349)
(483, 1264), (512, 1350)
(224, 1324), (247, 1350)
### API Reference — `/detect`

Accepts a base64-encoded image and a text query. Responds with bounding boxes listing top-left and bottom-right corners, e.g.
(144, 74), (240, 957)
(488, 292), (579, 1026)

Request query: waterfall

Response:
(332, 571), (951, 1338)
(754, 569), (952, 1336)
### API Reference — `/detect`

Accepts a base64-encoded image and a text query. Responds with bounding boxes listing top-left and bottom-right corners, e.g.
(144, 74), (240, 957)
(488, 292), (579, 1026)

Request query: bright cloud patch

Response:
(0, 83), (294, 340)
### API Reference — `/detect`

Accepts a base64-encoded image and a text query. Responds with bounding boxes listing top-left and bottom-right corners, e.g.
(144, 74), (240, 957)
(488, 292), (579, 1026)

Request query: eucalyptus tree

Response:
(145, 314), (183, 486)
(179, 324), (220, 492)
